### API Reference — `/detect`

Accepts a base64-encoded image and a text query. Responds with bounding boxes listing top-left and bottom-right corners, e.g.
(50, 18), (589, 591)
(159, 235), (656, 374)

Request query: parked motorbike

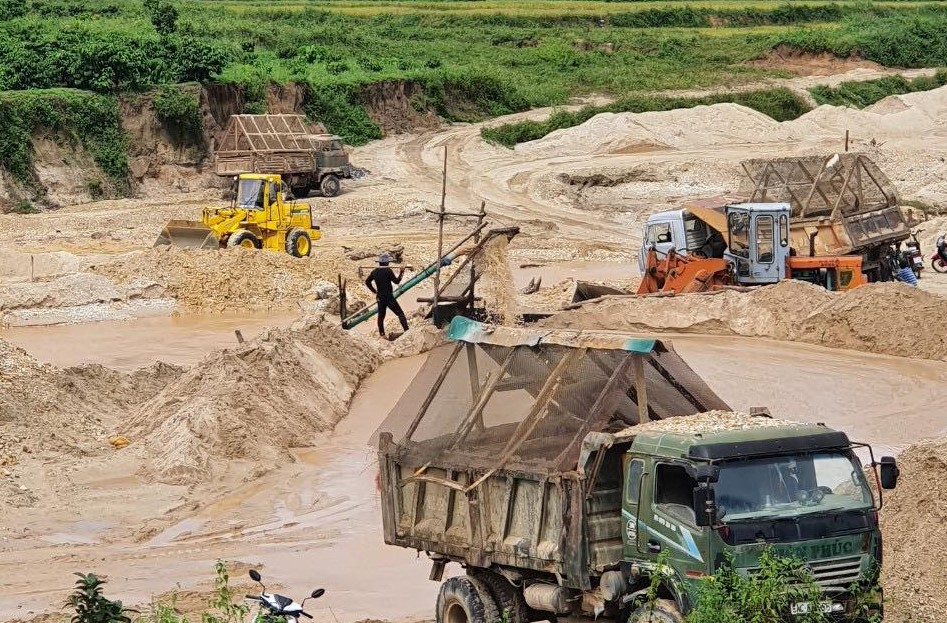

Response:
(904, 229), (924, 278)
(887, 244), (918, 286)
(244, 569), (325, 623)
(934, 234), (947, 273)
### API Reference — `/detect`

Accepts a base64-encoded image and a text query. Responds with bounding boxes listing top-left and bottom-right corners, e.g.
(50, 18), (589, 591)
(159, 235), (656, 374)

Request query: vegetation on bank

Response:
(4, 0), (947, 193)
(0, 89), (128, 191)
(481, 87), (810, 147)
(809, 68), (947, 107)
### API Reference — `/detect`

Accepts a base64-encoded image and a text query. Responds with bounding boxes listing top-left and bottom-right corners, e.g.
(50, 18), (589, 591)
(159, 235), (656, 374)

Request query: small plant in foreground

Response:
(66, 573), (133, 623)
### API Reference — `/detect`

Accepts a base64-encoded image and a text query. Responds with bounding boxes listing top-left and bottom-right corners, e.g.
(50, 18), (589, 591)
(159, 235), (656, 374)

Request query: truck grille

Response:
(807, 556), (864, 588)
(741, 556), (863, 589)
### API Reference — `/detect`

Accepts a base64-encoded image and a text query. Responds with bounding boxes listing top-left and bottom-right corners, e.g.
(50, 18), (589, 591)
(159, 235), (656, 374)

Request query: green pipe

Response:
(342, 253), (457, 329)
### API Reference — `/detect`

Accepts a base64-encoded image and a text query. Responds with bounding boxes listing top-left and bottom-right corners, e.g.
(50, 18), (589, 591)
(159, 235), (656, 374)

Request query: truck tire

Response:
(285, 228), (312, 258)
(320, 174), (341, 197)
(227, 229), (261, 249)
(436, 576), (500, 623)
(468, 570), (529, 623)
(627, 599), (683, 623)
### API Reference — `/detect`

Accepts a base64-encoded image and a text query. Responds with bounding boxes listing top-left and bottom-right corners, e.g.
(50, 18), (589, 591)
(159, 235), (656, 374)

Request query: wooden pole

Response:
(845, 130), (849, 153)
(432, 145), (448, 315)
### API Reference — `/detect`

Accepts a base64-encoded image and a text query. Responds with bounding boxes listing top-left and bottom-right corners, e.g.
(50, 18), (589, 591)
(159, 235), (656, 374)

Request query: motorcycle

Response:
(934, 234), (947, 273)
(886, 243), (918, 286)
(904, 229), (924, 278)
(244, 569), (325, 623)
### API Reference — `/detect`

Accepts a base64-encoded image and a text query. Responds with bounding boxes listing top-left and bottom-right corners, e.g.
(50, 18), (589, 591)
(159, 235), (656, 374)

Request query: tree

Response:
(143, 0), (178, 36)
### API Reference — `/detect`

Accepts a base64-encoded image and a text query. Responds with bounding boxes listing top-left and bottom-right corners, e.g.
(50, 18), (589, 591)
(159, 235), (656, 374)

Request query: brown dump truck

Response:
(739, 153), (910, 280)
(214, 114), (353, 198)
(377, 317), (895, 623)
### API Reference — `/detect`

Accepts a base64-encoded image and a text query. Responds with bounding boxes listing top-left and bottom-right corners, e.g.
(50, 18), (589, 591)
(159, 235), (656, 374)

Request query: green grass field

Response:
(4, 0), (947, 187)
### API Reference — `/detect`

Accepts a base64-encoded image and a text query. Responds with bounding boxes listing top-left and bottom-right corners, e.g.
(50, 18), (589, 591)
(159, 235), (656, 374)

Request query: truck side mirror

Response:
(693, 486), (716, 527)
(879, 456), (899, 490)
(688, 464), (720, 484)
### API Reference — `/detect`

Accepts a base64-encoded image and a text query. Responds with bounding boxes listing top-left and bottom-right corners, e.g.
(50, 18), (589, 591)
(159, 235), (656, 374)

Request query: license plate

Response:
(913, 257), (923, 266)
(791, 601), (832, 615)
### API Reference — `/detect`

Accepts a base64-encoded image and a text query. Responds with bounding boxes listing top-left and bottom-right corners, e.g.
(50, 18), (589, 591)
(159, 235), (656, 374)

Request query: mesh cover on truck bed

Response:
(377, 318), (729, 475)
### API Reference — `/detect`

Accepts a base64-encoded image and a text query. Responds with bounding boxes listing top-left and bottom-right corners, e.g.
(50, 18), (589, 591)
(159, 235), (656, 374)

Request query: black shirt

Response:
(365, 267), (402, 298)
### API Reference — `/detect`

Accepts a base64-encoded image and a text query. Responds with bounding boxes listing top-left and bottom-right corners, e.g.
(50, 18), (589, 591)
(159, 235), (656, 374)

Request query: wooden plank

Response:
(633, 355), (649, 423)
(450, 348), (517, 450)
(403, 342), (464, 442)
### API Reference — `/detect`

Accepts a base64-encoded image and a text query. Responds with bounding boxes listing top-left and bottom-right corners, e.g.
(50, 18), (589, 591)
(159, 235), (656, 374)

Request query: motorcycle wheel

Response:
(933, 257), (947, 273)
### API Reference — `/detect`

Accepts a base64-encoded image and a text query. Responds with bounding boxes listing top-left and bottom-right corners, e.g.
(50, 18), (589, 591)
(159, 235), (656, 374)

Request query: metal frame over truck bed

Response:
(376, 317), (729, 590)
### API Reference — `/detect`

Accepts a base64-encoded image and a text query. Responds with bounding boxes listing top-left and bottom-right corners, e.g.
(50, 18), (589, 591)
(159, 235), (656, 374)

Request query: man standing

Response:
(365, 253), (409, 338)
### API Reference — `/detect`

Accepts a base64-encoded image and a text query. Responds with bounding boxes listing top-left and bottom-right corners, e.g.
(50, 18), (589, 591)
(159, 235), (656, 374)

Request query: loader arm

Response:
(637, 247), (730, 295)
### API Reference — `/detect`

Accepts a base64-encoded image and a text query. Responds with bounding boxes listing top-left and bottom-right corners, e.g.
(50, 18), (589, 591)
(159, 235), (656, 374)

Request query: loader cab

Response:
(638, 210), (715, 273)
(235, 177), (267, 211)
(724, 203), (791, 285)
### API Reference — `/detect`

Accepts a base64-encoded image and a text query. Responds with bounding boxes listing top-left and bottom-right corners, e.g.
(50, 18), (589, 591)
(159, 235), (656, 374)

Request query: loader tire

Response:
(285, 228), (312, 258)
(468, 570), (529, 623)
(436, 576), (499, 623)
(320, 174), (341, 197)
(227, 229), (260, 249)
(627, 599), (683, 623)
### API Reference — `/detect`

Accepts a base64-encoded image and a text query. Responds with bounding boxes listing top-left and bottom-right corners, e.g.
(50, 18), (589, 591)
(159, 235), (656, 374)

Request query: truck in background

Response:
(376, 318), (899, 623)
(214, 114), (354, 198)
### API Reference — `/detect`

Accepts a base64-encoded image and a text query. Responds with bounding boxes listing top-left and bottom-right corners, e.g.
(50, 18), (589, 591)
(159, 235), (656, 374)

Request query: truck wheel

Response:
(227, 229), (260, 249)
(320, 174), (341, 197)
(627, 599), (683, 623)
(436, 576), (499, 623)
(468, 571), (529, 623)
(285, 228), (312, 258)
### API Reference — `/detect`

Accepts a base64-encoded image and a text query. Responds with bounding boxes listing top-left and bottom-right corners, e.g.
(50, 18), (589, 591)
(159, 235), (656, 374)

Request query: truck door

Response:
(644, 462), (707, 573)
(622, 456), (645, 558)
(639, 221), (676, 273)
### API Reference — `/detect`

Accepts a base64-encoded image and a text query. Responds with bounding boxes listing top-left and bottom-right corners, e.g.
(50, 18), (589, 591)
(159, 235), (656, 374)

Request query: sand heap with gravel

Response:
(126, 315), (443, 485)
(545, 280), (947, 360)
(880, 436), (947, 623)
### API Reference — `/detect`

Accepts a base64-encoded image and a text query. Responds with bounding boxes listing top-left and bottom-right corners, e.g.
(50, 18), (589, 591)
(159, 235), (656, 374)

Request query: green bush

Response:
(810, 69), (947, 107)
(153, 85), (203, 144)
(66, 572), (132, 623)
(0, 89), (128, 190)
(687, 548), (829, 623)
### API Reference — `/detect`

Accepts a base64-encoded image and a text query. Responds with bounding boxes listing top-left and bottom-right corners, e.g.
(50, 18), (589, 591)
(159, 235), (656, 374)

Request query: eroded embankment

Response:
(543, 280), (947, 361)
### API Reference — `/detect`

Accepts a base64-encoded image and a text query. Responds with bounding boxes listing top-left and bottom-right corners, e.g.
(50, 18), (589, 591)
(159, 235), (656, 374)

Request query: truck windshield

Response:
(715, 452), (872, 521)
(236, 179), (265, 210)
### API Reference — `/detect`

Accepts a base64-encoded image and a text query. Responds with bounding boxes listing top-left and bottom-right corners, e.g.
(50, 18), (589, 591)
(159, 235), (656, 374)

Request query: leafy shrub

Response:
(65, 572), (132, 623)
(153, 85), (203, 145)
(0, 0), (25, 21)
(810, 69), (947, 107)
(143, 0), (178, 36)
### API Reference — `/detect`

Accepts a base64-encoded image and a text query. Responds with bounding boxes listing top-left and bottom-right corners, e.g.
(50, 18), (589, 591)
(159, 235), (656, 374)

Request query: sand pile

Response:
(127, 315), (385, 484)
(0, 339), (183, 458)
(545, 280), (947, 360)
(519, 85), (947, 157)
(880, 437), (947, 623)
(615, 410), (809, 438)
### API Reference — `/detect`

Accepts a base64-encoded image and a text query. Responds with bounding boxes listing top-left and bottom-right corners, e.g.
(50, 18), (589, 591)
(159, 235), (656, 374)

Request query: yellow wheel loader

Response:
(155, 173), (321, 257)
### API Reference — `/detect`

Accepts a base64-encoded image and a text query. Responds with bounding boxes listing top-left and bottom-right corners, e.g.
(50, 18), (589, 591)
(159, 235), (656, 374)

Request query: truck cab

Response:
(723, 203), (791, 285)
(619, 419), (896, 620)
(637, 210), (717, 274)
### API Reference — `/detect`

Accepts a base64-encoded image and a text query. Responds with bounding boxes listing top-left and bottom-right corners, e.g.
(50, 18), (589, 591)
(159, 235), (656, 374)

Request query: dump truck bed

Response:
(377, 318), (729, 589)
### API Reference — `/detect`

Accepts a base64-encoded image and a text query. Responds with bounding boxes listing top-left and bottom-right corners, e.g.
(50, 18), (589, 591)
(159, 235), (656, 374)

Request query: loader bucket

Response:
(154, 220), (221, 249)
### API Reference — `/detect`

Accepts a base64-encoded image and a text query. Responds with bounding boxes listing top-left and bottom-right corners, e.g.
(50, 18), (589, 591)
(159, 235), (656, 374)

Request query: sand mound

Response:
(519, 104), (786, 157)
(545, 280), (947, 360)
(880, 437), (947, 623)
(128, 315), (385, 484)
(89, 246), (363, 312)
(519, 85), (947, 157)
(0, 339), (184, 457)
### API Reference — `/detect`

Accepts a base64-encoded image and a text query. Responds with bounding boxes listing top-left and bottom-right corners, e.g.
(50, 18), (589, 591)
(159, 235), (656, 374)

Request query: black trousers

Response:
(377, 295), (408, 335)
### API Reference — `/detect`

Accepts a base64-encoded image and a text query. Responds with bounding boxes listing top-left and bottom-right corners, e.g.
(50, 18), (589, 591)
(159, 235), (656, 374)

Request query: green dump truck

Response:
(377, 318), (899, 623)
